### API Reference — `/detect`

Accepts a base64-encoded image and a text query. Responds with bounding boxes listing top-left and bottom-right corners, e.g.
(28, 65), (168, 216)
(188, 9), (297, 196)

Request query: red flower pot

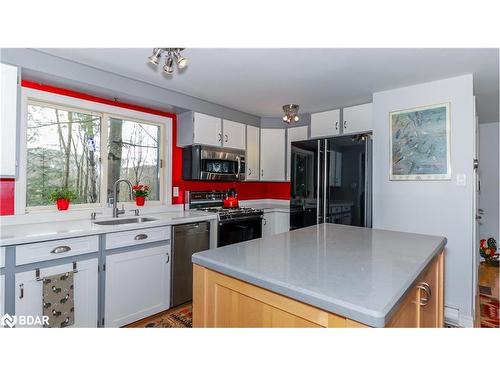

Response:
(135, 196), (146, 206)
(56, 198), (70, 211)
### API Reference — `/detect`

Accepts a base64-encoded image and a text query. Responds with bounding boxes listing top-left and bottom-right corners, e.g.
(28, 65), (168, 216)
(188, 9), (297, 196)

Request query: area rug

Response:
(127, 304), (192, 328)
(479, 294), (500, 328)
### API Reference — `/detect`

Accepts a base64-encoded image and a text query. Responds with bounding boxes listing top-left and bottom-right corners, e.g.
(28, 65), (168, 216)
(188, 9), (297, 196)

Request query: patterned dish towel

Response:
(43, 271), (75, 328)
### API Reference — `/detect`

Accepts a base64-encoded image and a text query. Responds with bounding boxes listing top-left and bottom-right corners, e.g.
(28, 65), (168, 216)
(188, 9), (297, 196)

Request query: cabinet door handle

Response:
(218, 133), (222, 142)
(343, 120), (347, 129)
(248, 167), (252, 175)
(51, 245), (71, 254)
(19, 283), (24, 299)
(166, 253), (170, 263)
(263, 218), (267, 226)
(335, 121), (338, 130)
(225, 134), (228, 143)
(134, 234), (148, 241)
(417, 282), (432, 306)
(261, 169), (264, 177)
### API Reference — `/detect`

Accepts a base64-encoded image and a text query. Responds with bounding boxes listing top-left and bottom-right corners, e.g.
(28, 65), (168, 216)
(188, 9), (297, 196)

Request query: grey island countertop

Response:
(192, 223), (446, 327)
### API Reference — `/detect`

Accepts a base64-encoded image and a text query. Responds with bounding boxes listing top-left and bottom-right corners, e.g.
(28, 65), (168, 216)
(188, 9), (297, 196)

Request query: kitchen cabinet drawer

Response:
(105, 226), (170, 250)
(16, 236), (99, 266)
(0, 247), (5, 268)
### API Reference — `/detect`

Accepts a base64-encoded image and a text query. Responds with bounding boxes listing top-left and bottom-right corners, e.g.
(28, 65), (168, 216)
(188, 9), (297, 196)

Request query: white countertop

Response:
(0, 211), (218, 247)
(193, 223), (446, 327)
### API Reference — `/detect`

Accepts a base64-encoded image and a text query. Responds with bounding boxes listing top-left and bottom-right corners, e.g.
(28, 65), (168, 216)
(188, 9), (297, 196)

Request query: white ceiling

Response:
(39, 48), (499, 122)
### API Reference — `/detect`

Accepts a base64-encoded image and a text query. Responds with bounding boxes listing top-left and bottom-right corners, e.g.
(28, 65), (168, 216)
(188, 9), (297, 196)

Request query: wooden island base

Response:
(193, 251), (444, 328)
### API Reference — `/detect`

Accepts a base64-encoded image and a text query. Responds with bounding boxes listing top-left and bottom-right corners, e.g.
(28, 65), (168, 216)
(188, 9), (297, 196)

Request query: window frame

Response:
(17, 88), (172, 214)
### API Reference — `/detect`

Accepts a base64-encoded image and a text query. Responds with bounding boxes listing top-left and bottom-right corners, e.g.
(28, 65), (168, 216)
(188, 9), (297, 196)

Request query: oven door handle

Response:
(219, 215), (263, 225)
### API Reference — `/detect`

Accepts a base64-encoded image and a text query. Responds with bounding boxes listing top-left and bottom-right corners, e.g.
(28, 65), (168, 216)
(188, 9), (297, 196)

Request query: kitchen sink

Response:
(93, 217), (158, 225)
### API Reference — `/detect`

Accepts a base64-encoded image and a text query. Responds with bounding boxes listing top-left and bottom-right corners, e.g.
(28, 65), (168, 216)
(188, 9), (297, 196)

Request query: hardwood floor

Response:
(125, 302), (193, 328)
(476, 262), (499, 328)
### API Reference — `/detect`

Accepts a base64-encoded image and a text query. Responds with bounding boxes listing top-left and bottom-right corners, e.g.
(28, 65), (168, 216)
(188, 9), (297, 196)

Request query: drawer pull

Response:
(51, 245), (71, 254)
(417, 282), (432, 306)
(19, 283), (24, 299)
(134, 234), (148, 241)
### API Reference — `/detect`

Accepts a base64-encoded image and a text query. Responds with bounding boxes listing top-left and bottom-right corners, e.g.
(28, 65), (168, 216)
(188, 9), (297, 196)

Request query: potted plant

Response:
(49, 188), (77, 211)
(132, 184), (150, 206)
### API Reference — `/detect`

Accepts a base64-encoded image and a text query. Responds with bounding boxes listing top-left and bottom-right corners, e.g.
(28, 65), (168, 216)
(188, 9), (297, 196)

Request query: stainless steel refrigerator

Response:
(289, 133), (372, 230)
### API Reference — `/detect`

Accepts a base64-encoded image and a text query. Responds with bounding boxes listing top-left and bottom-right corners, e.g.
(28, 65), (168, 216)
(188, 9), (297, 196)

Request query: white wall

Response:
(479, 122), (499, 243)
(372, 75), (475, 326)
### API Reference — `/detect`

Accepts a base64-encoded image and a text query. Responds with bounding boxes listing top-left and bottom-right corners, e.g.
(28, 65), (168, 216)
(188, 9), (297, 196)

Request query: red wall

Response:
(0, 81), (289, 215)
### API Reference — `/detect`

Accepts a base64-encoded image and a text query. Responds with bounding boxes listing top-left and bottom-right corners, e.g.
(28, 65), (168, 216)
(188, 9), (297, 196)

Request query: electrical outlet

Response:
(173, 186), (179, 197)
(456, 174), (466, 186)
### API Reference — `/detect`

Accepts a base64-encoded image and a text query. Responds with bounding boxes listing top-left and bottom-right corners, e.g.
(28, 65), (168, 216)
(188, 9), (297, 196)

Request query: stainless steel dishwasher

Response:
(171, 221), (210, 307)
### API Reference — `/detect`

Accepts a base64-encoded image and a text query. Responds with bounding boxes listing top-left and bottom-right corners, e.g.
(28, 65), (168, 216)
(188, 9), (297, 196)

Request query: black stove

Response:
(188, 190), (263, 247)
(197, 206), (264, 222)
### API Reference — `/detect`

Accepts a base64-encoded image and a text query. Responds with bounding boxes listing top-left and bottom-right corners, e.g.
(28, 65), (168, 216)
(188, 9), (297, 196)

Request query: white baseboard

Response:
(445, 306), (474, 328)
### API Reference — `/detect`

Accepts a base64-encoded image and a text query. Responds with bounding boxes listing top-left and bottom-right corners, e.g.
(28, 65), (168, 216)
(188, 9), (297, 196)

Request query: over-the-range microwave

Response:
(182, 145), (245, 181)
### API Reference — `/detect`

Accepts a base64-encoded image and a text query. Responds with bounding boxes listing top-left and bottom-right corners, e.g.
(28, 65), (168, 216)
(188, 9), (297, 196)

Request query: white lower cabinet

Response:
(0, 274), (4, 319)
(262, 211), (290, 237)
(15, 258), (98, 328)
(105, 244), (171, 327)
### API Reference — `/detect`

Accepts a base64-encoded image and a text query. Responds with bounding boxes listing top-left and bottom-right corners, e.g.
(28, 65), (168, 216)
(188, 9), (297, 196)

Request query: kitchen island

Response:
(192, 224), (445, 327)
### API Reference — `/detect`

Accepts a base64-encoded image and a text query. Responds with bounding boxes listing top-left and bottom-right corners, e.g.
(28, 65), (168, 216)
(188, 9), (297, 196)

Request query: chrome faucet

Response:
(112, 179), (133, 218)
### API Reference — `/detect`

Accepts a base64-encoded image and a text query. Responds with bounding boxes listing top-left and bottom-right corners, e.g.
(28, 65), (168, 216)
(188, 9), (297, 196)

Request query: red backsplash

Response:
(0, 81), (290, 215)
(0, 178), (15, 215)
(171, 115), (290, 204)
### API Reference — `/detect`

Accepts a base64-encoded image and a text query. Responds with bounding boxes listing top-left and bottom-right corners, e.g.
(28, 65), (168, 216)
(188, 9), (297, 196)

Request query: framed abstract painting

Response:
(390, 103), (451, 181)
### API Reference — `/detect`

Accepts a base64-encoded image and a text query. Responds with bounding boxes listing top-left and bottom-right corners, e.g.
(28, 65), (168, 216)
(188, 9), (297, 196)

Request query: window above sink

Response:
(15, 87), (173, 215)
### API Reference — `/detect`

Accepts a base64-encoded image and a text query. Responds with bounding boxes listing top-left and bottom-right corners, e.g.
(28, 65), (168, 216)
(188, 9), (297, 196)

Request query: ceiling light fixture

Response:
(163, 52), (174, 74)
(282, 104), (300, 124)
(148, 48), (188, 75)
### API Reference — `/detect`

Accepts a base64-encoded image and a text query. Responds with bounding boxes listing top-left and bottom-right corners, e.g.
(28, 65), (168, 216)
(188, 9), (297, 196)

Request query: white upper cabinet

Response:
(310, 109), (340, 138)
(342, 103), (372, 134)
(193, 112), (222, 147)
(1, 63), (18, 177)
(222, 119), (246, 150)
(246, 125), (260, 181)
(260, 128), (286, 181)
(286, 126), (308, 180)
(177, 111), (222, 147)
(177, 111), (247, 150)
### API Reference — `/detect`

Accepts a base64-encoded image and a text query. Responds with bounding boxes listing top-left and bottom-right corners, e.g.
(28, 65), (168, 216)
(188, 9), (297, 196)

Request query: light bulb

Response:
(148, 48), (162, 65)
(283, 115), (288, 121)
(294, 115), (300, 122)
(176, 56), (188, 69)
(163, 55), (174, 74)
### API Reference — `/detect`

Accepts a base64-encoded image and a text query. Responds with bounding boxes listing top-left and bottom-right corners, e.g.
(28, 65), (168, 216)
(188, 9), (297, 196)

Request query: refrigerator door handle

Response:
(317, 139), (321, 224)
(323, 139), (329, 223)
